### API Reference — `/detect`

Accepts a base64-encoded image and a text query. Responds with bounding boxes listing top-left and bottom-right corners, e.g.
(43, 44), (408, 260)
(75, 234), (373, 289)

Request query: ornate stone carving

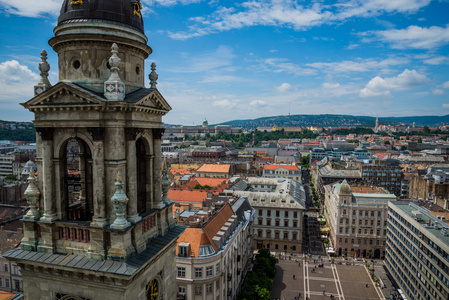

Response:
(124, 127), (140, 141)
(34, 50), (52, 96)
(110, 172), (131, 229)
(104, 43), (125, 101)
(87, 127), (106, 141)
(149, 62), (158, 89)
(131, 0), (142, 19)
(23, 169), (40, 220)
(152, 128), (164, 140)
(36, 127), (54, 141)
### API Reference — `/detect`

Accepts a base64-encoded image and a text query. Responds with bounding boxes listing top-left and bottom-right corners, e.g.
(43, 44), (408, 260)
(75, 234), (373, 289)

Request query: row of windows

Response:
(338, 226), (386, 236)
(339, 218), (386, 226)
(258, 209), (298, 218)
(257, 230), (298, 240)
(258, 219), (298, 227)
(387, 219), (449, 299)
(191, 281), (220, 295)
(178, 264), (221, 278)
(338, 237), (385, 246)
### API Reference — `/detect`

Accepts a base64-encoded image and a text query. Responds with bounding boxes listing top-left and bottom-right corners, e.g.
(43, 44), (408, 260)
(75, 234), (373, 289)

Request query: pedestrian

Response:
(323, 290), (325, 295)
(293, 275), (296, 279)
(366, 283), (369, 287)
(299, 292), (301, 298)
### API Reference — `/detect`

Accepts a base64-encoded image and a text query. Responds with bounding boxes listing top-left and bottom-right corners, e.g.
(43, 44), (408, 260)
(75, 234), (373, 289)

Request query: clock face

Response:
(146, 279), (159, 300)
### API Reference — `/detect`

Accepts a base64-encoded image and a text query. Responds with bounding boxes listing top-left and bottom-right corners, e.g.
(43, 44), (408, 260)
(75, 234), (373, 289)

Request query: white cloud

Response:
(249, 100), (267, 106)
(368, 25), (449, 49)
(442, 104), (449, 109)
(147, 0), (204, 6)
(201, 75), (240, 83)
(307, 57), (409, 73)
(360, 69), (430, 97)
(441, 81), (449, 89)
(422, 56), (448, 65)
(0, 60), (39, 101)
(276, 83), (292, 92)
(433, 89), (445, 95)
(322, 82), (341, 89)
(169, 45), (234, 73)
(167, 0), (432, 39)
(0, 0), (60, 17)
(212, 99), (236, 109)
(264, 58), (316, 76)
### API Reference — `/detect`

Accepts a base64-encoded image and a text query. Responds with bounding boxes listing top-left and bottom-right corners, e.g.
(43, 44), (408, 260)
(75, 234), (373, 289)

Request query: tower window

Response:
(136, 66), (140, 75)
(73, 60), (80, 69)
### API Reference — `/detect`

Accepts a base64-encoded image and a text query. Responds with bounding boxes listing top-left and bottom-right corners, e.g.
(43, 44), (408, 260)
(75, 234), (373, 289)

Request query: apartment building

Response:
(323, 180), (396, 258)
(224, 177), (306, 253)
(0, 155), (14, 178)
(386, 201), (449, 300)
(175, 199), (254, 300)
(262, 164), (302, 183)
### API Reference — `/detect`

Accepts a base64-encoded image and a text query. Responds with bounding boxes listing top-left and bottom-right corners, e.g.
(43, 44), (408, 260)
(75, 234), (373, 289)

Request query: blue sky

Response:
(0, 0), (448, 125)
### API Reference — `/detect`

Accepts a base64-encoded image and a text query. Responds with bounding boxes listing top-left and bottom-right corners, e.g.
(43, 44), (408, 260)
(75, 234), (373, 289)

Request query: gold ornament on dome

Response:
(70, 0), (83, 6)
(131, 0), (142, 19)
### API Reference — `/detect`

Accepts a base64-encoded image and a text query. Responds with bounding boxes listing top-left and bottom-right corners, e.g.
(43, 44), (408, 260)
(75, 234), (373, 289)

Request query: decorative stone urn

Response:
(111, 171), (131, 229)
(23, 169), (40, 220)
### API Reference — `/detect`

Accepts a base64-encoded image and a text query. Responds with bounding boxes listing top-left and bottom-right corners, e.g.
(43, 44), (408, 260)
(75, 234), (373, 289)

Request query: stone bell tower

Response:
(4, 1), (184, 299)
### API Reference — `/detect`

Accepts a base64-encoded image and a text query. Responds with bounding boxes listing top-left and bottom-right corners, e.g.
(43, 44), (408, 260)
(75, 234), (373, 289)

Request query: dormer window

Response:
(178, 242), (190, 257)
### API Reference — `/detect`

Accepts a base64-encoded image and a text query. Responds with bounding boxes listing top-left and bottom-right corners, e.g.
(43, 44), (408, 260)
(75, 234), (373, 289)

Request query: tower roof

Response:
(58, 0), (144, 33)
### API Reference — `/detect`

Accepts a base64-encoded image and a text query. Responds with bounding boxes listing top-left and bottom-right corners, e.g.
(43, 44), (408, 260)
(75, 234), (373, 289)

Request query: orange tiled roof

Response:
(203, 204), (235, 252)
(168, 189), (208, 203)
(0, 291), (18, 300)
(197, 164), (230, 173)
(170, 168), (193, 175)
(176, 228), (205, 258)
(264, 164), (300, 171)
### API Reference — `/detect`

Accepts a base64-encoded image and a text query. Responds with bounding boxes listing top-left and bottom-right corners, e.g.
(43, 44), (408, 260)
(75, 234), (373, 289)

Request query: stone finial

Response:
(104, 43), (125, 101)
(34, 50), (52, 96)
(161, 161), (172, 205)
(110, 171), (131, 229)
(149, 62), (158, 89)
(23, 169), (40, 220)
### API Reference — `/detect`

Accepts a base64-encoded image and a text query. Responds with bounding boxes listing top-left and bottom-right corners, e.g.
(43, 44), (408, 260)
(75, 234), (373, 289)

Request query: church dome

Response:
(22, 160), (37, 177)
(58, 0), (144, 33)
(338, 179), (351, 195)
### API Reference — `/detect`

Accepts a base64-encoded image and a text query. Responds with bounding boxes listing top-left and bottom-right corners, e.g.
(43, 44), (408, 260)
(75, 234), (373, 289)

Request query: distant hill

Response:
(213, 114), (449, 130)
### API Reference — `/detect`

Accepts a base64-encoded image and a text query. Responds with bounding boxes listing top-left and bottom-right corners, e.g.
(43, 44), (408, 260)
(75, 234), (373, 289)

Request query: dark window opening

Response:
(136, 138), (148, 214)
(64, 138), (93, 221)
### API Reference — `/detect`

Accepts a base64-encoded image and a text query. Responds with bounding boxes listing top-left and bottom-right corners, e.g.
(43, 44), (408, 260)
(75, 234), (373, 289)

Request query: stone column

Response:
(152, 128), (164, 209)
(125, 127), (141, 223)
(37, 128), (57, 223)
(88, 127), (107, 227)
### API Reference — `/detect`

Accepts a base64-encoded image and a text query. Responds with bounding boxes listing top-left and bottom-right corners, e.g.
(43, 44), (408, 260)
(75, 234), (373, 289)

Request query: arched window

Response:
(64, 138), (93, 221)
(136, 137), (149, 214)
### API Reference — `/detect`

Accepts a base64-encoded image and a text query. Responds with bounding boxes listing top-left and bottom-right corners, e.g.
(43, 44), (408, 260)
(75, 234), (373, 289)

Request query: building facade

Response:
(224, 177), (305, 253)
(262, 164), (302, 183)
(175, 199), (254, 300)
(4, 1), (184, 299)
(323, 180), (395, 258)
(386, 201), (449, 300)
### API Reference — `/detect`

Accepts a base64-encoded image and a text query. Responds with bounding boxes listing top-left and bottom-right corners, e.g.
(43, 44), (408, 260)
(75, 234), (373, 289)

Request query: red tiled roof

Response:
(203, 204), (235, 252)
(0, 231), (23, 254)
(168, 189), (208, 203)
(0, 291), (19, 300)
(197, 164), (230, 173)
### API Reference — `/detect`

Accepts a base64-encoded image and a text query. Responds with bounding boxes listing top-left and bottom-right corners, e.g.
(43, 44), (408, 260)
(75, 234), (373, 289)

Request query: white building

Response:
(323, 180), (396, 258)
(175, 198), (254, 300)
(224, 177), (305, 253)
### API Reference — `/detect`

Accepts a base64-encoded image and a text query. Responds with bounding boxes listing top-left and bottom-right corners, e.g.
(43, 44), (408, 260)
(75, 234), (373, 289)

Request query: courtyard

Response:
(271, 255), (393, 300)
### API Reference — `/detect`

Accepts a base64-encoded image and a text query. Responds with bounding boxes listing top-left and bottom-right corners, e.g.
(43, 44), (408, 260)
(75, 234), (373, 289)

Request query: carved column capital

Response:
(152, 128), (165, 140)
(87, 127), (106, 141)
(124, 127), (140, 141)
(36, 127), (54, 141)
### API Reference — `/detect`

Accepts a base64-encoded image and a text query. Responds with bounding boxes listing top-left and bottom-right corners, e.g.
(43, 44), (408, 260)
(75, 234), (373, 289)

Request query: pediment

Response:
(23, 82), (104, 109)
(134, 89), (172, 112)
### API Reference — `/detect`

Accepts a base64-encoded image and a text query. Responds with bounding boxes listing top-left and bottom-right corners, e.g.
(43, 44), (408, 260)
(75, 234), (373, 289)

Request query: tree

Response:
(4, 174), (18, 181)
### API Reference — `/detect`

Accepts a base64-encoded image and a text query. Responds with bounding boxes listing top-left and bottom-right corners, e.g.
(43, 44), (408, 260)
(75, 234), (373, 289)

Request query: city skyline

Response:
(0, 0), (448, 124)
